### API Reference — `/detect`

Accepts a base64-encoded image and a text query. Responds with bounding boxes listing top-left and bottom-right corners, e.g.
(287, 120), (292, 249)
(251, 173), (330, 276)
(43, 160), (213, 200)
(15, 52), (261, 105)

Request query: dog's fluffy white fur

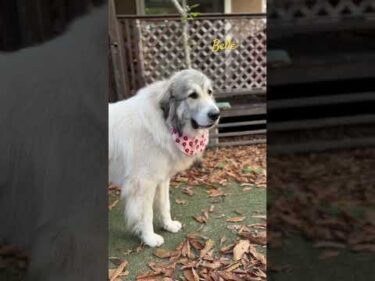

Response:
(109, 69), (219, 247)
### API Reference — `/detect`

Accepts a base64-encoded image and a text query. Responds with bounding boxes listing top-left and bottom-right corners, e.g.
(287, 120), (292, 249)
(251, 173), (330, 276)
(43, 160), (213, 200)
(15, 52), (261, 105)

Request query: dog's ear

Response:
(160, 84), (172, 120)
(169, 100), (184, 135)
(159, 84), (183, 135)
(160, 97), (170, 120)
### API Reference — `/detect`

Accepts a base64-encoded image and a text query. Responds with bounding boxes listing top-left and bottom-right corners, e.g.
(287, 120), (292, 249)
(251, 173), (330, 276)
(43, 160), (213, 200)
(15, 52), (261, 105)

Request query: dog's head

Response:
(160, 69), (220, 136)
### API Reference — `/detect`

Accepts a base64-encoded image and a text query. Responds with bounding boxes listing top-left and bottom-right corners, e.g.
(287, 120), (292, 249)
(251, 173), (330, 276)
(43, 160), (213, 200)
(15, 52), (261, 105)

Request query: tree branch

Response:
(170, 0), (191, 68)
(170, 0), (187, 16)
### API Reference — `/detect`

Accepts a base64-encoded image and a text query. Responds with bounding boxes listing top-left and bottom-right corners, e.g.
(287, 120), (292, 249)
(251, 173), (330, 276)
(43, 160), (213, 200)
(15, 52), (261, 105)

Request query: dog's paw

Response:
(163, 220), (182, 233)
(142, 233), (165, 247)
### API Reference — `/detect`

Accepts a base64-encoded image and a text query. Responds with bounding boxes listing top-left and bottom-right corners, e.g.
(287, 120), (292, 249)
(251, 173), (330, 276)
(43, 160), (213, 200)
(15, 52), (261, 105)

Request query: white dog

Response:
(109, 69), (220, 247)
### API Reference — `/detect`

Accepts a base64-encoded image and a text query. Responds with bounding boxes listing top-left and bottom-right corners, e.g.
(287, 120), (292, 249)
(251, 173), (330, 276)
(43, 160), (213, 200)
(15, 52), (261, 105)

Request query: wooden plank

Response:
(214, 138), (266, 147)
(216, 88), (266, 98)
(221, 103), (266, 118)
(269, 114), (375, 131)
(219, 120), (266, 128)
(216, 102), (231, 110)
(269, 57), (375, 86)
(269, 137), (375, 155)
(109, 0), (128, 100)
(211, 129), (266, 138)
(123, 19), (137, 95)
(269, 20), (375, 40)
(269, 92), (375, 109)
(134, 19), (146, 88)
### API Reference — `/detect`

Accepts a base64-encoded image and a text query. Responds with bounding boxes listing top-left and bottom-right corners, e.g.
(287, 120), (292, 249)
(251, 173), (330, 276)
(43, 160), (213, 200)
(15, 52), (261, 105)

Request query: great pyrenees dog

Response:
(109, 69), (220, 247)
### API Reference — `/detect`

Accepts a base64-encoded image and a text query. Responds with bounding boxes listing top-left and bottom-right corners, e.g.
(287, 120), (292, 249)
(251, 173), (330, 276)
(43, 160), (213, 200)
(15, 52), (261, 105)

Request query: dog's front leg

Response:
(123, 179), (164, 247)
(155, 179), (182, 233)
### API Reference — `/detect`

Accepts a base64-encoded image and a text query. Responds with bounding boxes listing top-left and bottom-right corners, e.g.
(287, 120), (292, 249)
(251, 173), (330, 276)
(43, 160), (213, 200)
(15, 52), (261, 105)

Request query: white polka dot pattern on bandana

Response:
(171, 129), (209, 156)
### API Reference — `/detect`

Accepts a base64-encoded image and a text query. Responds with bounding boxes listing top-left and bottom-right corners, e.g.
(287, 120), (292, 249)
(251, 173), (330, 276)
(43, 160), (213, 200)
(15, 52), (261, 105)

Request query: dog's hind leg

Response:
(154, 179), (182, 233)
(122, 179), (164, 247)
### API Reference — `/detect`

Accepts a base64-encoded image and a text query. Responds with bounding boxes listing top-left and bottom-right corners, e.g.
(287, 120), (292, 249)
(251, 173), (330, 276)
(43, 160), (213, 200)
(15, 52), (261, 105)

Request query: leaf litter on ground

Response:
(268, 149), (375, 262)
(171, 145), (266, 187)
(107, 145), (267, 280)
(135, 232), (266, 281)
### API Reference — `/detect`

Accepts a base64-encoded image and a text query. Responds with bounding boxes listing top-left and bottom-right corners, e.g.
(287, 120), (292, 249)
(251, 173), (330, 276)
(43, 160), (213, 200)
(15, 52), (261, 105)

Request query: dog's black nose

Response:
(208, 110), (220, 121)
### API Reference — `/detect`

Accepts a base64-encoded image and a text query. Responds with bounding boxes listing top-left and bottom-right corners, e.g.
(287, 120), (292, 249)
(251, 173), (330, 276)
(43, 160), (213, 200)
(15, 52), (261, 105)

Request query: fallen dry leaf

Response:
(220, 243), (235, 254)
(350, 244), (375, 252)
(109, 199), (119, 210)
(153, 248), (178, 259)
(226, 216), (245, 223)
(193, 213), (208, 224)
(175, 199), (187, 205)
(183, 268), (199, 281)
(223, 261), (242, 272)
(136, 271), (163, 280)
(200, 239), (215, 258)
(319, 250), (340, 259)
(220, 236), (227, 245)
(109, 259), (128, 281)
(208, 188), (225, 197)
(233, 240), (250, 261)
(249, 245), (266, 266)
(252, 215), (266, 219)
(313, 241), (347, 249)
(182, 186), (194, 196)
(239, 230), (266, 246)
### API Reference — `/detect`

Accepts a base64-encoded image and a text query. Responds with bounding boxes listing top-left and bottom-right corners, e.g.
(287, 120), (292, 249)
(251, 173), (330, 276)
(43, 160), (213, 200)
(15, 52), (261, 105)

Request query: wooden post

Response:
(109, 0), (128, 100)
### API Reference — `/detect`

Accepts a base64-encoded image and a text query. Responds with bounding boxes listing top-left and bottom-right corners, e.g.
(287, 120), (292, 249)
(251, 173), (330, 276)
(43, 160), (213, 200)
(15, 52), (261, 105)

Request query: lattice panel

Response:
(269, 0), (375, 21)
(139, 20), (188, 83)
(119, 15), (266, 96)
(189, 18), (266, 93)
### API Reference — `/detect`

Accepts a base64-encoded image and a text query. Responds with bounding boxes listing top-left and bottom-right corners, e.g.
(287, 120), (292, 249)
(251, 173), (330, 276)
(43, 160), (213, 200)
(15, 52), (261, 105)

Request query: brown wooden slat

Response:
(211, 129), (266, 138)
(134, 19), (146, 88)
(216, 88), (266, 98)
(218, 120), (266, 128)
(109, 0), (128, 100)
(268, 92), (375, 109)
(269, 137), (375, 155)
(221, 103), (266, 118)
(270, 56), (375, 86)
(123, 19), (137, 96)
(214, 138), (266, 147)
(269, 114), (375, 131)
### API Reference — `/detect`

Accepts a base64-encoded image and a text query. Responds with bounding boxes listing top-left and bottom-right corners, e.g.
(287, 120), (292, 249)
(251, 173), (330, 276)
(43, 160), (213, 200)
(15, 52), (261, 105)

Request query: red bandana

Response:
(171, 129), (209, 156)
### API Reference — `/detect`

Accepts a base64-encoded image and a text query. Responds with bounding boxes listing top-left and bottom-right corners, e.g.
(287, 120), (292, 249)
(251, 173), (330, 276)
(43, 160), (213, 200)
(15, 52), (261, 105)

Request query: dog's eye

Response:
(208, 89), (213, 95)
(189, 92), (199, 99)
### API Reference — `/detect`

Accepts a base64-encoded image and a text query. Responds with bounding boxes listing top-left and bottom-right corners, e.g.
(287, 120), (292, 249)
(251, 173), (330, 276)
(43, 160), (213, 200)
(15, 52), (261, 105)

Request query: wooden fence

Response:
(109, 13), (266, 101)
(268, 0), (375, 35)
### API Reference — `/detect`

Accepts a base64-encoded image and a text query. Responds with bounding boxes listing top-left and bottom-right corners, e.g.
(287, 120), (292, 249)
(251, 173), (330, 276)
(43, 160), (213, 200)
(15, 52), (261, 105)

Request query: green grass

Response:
(109, 183), (266, 280)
